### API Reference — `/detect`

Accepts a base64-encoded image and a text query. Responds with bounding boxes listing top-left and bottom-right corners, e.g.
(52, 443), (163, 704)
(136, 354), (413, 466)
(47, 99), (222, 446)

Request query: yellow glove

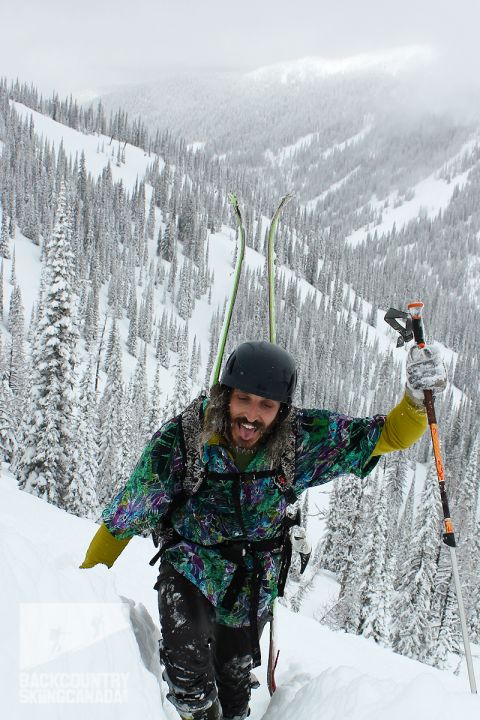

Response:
(80, 523), (131, 569)
(371, 392), (427, 456)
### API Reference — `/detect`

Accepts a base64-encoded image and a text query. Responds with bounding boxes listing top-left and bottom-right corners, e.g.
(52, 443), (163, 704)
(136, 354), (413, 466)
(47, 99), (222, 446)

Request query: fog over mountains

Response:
(96, 47), (480, 198)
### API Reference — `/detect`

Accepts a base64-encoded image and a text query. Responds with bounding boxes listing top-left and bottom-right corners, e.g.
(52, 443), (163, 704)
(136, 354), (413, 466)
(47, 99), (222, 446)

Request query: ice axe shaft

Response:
(407, 301), (477, 695)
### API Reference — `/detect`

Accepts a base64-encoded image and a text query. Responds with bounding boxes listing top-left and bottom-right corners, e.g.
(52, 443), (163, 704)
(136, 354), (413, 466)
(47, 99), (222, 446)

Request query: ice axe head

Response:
(384, 307), (414, 347)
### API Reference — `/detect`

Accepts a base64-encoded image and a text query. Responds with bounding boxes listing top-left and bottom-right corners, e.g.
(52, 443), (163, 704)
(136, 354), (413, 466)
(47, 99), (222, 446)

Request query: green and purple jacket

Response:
(102, 397), (385, 627)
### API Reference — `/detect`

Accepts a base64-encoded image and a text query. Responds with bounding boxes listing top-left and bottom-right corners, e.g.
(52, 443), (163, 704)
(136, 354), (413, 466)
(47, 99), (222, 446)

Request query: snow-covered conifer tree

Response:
(177, 259), (191, 320)
(15, 188), (79, 507)
(167, 246), (177, 293)
(83, 284), (99, 347)
(190, 335), (200, 384)
(120, 377), (136, 480)
(455, 431), (480, 543)
(9, 247), (16, 284)
(0, 333), (16, 460)
(63, 355), (98, 518)
(130, 347), (150, 459)
(148, 358), (164, 434)
(466, 520), (480, 641)
(165, 326), (192, 417)
(356, 472), (393, 646)
(7, 283), (26, 407)
(146, 191), (156, 239)
(127, 294), (138, 356)
(160, 216), (176, 262)
(139, 280), (154, 343)
(96, 322), (124, 506)
(0, 204), (10, 259)
(0, 260), (4, 320)
(320, 474), (364, 578)
(433, 581), (460, 669)
(393, 459), (442, 663)
(395, 478), (415, 587)
(156, 310), (169, 369)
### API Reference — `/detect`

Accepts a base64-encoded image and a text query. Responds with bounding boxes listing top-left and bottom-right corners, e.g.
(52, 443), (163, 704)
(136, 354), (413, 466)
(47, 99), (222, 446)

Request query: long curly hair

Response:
(200, 383), (294, 467)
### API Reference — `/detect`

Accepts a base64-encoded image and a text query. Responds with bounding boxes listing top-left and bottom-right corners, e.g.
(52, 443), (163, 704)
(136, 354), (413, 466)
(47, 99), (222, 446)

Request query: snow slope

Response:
(346, 135), (480, 247)
(13, 101), (163, 192)
(2, 462), (479, 720)
(2, 100), (268, 399)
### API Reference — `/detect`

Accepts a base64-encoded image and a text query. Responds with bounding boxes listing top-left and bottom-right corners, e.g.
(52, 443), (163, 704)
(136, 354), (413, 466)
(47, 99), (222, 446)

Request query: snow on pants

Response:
(157, 561), (266, 720)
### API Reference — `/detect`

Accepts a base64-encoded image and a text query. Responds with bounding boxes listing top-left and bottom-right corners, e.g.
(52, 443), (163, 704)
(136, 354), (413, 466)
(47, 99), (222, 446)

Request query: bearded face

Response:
(228, 389), (281, 450)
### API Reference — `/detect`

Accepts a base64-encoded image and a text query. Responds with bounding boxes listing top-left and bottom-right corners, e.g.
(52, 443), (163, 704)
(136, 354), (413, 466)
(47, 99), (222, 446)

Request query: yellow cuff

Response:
(371, 392), (427, 457)
(80, 523), (131, 569)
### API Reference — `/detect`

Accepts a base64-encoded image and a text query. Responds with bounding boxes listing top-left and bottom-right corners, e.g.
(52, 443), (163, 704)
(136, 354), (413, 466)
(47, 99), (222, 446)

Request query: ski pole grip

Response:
(407, 302), (426, 348)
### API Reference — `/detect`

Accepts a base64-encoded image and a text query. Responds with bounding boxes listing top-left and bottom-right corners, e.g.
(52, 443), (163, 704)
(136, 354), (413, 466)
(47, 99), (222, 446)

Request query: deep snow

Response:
(2, 462), (479, 720)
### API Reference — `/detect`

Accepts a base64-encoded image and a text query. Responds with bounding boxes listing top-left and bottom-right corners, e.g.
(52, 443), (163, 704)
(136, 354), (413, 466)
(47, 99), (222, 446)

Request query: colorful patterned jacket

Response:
(102, 396), (385, 628)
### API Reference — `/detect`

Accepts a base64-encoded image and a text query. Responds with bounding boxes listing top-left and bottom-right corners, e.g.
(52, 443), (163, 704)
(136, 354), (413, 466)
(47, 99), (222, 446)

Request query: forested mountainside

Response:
(1, 74), (480, 670)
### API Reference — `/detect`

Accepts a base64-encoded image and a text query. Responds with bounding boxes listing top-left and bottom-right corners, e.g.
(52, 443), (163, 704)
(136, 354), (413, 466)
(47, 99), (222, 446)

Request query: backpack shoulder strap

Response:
(150, 394), (206, 562)
(275, 407), (299, 496)
(178, 394), (207, 495)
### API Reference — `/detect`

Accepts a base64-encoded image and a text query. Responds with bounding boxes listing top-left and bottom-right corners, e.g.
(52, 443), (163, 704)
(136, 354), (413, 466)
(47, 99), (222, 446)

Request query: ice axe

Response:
(385, 302), (477, 694)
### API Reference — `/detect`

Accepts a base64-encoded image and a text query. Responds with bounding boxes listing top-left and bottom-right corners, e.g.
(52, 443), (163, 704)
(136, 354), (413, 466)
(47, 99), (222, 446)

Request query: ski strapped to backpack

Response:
(267, 192), (294, 344)
(210, 193), (246, 387)
(265, 191), (308, 695)
(150, 394), (301, 666)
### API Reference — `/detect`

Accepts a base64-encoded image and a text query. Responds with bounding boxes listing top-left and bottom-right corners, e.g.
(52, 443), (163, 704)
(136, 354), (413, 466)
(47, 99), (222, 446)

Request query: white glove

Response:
(406, 342), (447, 403)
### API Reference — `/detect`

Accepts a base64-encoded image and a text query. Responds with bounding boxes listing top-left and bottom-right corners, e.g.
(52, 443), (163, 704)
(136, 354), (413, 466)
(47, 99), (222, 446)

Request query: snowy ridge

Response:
(247, 46), (436, 84)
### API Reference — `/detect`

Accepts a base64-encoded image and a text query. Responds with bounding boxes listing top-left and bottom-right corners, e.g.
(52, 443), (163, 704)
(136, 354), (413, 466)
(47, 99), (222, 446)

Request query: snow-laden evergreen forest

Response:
(1, 69), (480, 704)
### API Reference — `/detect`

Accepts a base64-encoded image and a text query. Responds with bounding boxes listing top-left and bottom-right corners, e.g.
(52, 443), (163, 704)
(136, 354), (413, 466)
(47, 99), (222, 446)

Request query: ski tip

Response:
(271, 192), (295, 219)
(280, 191), (295, 205)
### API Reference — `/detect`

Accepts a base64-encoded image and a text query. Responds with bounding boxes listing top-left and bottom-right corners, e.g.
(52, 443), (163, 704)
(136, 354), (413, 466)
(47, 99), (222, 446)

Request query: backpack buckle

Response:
(273, 473), (288, 491)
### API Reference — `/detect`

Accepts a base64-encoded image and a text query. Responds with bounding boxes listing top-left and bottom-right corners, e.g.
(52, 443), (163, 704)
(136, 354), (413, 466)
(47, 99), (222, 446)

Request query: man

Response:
(81, 340), (446, 720)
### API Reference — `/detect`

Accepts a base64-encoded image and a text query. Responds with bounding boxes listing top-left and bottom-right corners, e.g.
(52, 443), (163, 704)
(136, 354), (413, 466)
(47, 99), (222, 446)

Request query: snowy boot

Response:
(222, 711), (250, 720)
(179, 698), (222, 720)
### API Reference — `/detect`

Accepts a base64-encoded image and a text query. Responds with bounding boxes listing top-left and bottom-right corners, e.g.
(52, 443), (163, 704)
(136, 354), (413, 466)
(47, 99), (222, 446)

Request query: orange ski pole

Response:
(407, 301), (477, 694)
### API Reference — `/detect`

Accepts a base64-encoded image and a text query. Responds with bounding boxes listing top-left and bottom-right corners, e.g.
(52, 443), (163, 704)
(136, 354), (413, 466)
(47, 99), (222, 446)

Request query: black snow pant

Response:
(157, 561), (266, 720)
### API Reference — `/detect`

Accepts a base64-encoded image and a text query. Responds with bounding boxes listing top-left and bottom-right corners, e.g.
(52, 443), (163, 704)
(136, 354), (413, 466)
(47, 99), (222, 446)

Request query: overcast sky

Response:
(2, 0), (479, 96)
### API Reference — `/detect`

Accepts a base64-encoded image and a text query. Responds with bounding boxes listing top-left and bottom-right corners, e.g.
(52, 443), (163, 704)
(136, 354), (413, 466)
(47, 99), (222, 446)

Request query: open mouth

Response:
(233, 418), (264, 444)
(238, 421), (258, 442)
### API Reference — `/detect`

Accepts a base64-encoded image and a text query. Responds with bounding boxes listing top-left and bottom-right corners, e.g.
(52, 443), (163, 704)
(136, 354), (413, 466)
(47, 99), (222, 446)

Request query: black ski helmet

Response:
(220, 341), (297, 404)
